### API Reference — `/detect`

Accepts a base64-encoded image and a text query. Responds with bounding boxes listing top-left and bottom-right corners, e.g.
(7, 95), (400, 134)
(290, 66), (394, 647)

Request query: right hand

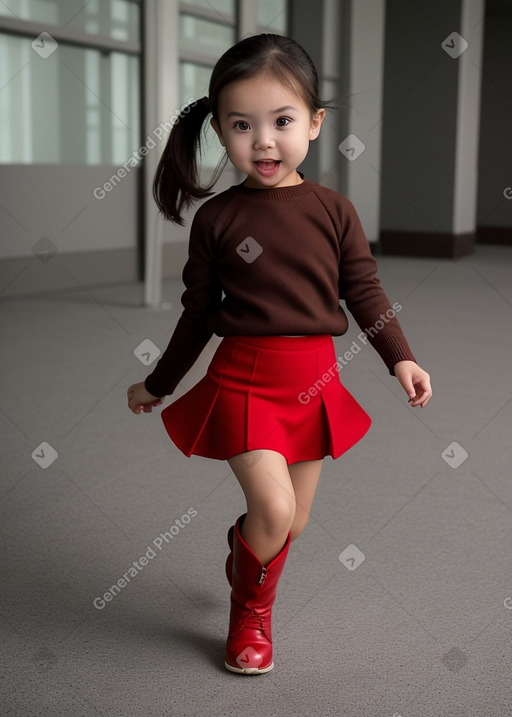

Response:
(127, 382), (163, 415)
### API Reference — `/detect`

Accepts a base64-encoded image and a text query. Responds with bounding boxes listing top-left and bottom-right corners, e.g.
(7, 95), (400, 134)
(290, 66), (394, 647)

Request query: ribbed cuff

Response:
(144, 375), (170, 399)
(376, 335), (417, 375)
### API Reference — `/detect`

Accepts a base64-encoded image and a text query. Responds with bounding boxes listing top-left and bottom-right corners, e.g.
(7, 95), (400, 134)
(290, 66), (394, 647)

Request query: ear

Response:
(210, 117), (225, 147)
(309, 108), (326, 141)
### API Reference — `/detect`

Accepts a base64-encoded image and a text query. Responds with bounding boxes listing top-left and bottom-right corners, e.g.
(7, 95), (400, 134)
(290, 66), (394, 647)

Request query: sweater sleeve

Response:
(337, 197), (417, 375)
(144, 207), (222, 397)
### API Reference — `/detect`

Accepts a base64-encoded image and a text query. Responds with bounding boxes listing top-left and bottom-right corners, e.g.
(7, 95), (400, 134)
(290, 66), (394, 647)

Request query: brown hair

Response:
(153, 34), (329, 225)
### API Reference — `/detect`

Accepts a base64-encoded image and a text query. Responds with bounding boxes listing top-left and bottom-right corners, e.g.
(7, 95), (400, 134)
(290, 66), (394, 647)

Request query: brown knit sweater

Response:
(144, 178), (416, 397)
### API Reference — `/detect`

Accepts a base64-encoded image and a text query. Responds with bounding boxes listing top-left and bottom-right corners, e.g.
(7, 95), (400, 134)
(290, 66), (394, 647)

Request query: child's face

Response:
(211, 74), (325, 189)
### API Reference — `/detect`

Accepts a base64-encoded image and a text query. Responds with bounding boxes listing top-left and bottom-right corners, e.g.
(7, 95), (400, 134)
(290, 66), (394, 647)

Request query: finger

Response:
(420, 390), (432, 407)
(412, 387), (431, 407)
(407, 384), (423, 406)
(415, 396), (430, 408)
(402, 379), (416, 401)
(409, 396), (424, 407)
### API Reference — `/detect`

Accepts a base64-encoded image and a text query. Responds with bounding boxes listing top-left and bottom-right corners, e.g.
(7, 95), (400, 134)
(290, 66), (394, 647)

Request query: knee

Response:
(254, 496), (296, 537)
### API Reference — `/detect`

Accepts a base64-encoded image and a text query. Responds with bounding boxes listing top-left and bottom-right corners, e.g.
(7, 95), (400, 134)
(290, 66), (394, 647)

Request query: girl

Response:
(127, 34), (431, 675)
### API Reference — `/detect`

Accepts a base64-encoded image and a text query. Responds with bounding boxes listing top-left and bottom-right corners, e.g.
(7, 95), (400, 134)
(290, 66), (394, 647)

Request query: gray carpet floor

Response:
(1, 244), (511, 717)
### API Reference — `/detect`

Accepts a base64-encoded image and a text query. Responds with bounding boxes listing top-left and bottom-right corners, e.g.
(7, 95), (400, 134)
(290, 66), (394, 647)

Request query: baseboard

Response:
(369, 240), (382, 255)
(476, 226), (512, 245)
(380, 231), (475, 258)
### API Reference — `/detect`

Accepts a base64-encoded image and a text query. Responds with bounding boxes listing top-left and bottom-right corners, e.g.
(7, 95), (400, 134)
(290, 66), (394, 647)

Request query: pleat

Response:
(160, 335), (371, 464)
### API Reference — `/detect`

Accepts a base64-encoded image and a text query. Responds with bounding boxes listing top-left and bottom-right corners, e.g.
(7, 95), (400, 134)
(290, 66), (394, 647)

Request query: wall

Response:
(0, 165), (139, 296)
(477, 0), (512, 238)
(380, 0), (461, 235)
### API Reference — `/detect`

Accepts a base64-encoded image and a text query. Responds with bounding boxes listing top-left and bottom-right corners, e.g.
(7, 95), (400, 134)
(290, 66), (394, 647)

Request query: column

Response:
(379, 0), (485, 258)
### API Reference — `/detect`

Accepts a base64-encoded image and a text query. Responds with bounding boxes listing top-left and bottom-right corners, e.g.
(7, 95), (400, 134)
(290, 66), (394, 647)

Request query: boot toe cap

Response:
(225, 641), (273, 673)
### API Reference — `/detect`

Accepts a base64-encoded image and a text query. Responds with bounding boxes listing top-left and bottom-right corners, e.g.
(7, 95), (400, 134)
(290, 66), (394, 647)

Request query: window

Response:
(257, 0), (287, 34)
(0, 0), (140, 165)
(0, 0), (139, 42)
(177, 0), (235, 170)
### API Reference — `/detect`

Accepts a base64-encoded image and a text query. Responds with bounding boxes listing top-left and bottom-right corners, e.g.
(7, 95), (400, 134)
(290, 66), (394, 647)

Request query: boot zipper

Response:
(258, 567), (267, 585)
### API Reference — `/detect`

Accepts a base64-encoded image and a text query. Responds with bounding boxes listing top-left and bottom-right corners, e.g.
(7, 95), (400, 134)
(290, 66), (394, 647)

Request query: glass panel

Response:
(0, 32), (32, 162)
(179, 0), (235, 18)
(85, 50), (102, 164)
(0, 0), (139, 43)
(0, 0), (58, 24)
(110, 52), (139, 163)
(179, 61), (224, 170)
(179, 61), (211, 105)
(179, 14), (234, 58)
(178, 4), (234, 172)
(257, 0), (287, 34)
(0, 33), (139, 164)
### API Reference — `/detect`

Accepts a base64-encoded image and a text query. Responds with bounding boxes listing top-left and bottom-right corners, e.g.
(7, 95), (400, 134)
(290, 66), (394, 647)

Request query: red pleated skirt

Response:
(161, 335), (371, 465)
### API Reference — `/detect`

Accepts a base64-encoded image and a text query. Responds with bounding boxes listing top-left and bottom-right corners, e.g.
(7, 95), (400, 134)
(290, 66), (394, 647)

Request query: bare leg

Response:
(228, 451), (324, 562)
(227, 450), (296, 565)
(288, 459), (323, 540)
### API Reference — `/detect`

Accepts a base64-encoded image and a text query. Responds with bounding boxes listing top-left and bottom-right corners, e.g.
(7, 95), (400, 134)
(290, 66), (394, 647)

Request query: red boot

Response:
(225, 524), (234, 586)
(225, 515), (291, 674)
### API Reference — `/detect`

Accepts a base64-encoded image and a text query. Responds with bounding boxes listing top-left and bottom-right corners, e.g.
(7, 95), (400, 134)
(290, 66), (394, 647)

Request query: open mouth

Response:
(255, 159), (281, 176)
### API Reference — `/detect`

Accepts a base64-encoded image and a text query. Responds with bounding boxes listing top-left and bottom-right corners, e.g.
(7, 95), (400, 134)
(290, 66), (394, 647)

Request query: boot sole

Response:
(224, 660), (274, 675)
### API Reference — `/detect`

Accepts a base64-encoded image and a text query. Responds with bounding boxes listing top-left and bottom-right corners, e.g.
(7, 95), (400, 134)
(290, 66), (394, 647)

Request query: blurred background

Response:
(0, 0), (510, 302)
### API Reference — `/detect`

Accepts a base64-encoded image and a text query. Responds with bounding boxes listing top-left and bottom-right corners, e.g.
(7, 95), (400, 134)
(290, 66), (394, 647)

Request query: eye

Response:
(234, 121), (251, 131)
(276, 116), (291, 127)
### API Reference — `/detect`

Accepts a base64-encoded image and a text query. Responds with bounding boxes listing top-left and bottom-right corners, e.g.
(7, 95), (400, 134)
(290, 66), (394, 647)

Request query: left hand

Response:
(393, 360), (432, 408)
(127, 382), (163, 414)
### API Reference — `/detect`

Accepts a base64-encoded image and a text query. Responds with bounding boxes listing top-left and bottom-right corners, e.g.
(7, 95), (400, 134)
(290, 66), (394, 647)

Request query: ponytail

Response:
(153, 97), (227, 225)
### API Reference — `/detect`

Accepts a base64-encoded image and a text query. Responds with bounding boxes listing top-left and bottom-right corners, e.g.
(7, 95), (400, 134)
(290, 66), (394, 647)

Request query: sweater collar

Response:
(231, 173), (317, 201)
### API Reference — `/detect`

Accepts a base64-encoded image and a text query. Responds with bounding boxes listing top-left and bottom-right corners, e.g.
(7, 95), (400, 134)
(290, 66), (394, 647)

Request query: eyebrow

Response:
(226, 105), (298, 119)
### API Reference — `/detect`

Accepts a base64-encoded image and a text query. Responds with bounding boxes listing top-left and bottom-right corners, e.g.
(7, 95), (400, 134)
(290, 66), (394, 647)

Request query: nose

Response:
(253, 131), (276, 151)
